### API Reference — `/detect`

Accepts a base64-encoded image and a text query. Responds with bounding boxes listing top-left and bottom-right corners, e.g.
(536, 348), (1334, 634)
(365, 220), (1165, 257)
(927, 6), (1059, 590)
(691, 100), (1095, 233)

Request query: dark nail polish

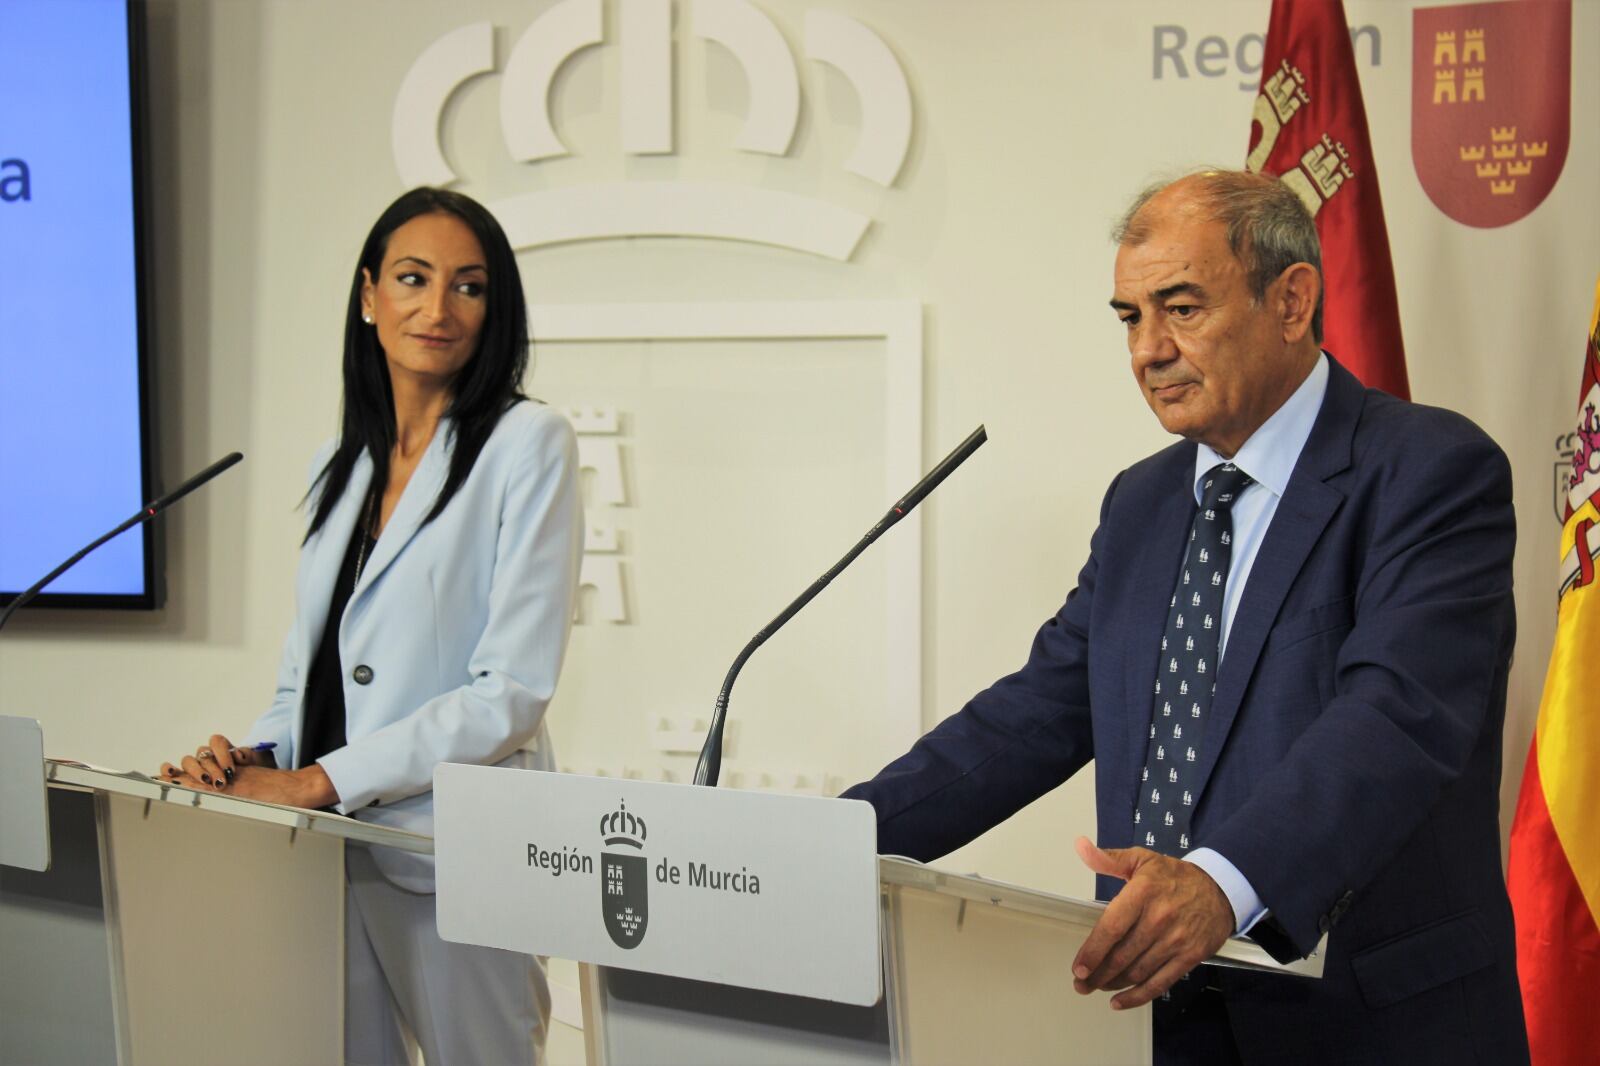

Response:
(224, 767), (235, 781)
(201, 773), (212, 785)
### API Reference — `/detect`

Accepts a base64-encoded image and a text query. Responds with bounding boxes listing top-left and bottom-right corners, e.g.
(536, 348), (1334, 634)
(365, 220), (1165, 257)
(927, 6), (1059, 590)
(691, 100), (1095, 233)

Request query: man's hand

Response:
(1070, 836), (1234, 1010)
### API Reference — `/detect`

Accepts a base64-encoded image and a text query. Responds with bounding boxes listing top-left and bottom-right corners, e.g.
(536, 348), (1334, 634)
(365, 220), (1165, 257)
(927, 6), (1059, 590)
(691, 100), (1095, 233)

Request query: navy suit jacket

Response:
(845, 360), (1528, 1062)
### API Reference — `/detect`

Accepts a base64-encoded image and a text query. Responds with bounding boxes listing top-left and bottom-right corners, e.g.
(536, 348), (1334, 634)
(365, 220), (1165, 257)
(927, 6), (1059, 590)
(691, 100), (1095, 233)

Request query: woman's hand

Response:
(159, 733), (258, 791)
(160, 735), (338, 808)
(219, 763), (338, 808)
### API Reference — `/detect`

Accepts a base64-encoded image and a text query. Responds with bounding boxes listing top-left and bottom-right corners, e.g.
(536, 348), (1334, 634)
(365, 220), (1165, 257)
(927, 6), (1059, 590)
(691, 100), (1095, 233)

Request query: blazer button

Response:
(352, 664), (374, 685)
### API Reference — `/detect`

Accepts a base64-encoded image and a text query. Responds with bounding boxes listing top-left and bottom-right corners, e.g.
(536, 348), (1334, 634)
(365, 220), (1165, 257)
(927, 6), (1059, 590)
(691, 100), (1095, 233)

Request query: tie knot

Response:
(1201, 463), (1253, 510)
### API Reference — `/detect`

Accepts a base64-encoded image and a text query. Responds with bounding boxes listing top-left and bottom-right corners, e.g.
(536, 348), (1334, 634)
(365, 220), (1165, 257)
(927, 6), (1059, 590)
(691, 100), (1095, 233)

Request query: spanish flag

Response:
(1507, 276), (1600, 1066)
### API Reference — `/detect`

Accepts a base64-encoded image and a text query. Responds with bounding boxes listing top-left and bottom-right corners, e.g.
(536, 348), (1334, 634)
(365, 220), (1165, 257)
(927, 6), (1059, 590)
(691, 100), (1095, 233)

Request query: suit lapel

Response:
(1122, 456), (1201, 814)
(1190, 360), (1362, 807)
(354, 421), (452, 596)
(299, 453), (371, 649)
(292, 450), (371, 758)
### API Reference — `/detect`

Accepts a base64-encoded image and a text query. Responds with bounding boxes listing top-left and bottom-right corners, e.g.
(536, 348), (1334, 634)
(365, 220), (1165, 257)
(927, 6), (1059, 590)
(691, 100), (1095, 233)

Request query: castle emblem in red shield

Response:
(1412, 0), (1570, 228)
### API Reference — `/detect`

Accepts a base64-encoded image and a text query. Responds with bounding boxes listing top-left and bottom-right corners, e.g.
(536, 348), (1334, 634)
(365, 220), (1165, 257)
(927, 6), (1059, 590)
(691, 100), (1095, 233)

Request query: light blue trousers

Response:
(344, 844), (549, 1065)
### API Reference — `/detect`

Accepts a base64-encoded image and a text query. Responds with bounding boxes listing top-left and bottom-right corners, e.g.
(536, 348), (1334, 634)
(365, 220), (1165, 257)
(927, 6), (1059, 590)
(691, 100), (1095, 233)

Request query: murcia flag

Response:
(1507, 276), (1600, 1066)
(1246, 0), (1408, 399)
(1412, 0), (1571, 229)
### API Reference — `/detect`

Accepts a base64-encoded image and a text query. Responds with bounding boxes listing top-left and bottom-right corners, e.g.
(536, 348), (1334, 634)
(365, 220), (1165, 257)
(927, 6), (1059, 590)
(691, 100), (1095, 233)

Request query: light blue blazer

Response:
(245, 401), (582, 892)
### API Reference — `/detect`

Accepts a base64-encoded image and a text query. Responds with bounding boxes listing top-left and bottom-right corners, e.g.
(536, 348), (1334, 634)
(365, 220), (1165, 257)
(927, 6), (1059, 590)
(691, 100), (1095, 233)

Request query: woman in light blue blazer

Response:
(162, 188), (582, 1064)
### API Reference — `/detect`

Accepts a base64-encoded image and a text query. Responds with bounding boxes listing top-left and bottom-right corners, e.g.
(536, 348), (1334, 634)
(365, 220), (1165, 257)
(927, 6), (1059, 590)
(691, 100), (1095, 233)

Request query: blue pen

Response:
(252, 742), (277, 751)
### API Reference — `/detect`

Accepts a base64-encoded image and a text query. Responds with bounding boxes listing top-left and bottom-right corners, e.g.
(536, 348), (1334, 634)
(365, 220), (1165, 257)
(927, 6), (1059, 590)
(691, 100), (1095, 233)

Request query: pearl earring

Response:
(363, 313), (374, 324)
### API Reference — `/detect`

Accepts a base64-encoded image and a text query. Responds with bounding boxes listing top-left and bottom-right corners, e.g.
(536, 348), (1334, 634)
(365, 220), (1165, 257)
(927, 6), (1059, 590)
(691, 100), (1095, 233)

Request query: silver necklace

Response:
(352, 491), (378, 587)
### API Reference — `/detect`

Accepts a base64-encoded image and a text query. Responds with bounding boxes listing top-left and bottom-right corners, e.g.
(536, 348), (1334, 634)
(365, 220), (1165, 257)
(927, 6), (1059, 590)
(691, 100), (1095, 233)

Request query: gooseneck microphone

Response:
(693, 426), (987, 787)
(0, 452), (244, 631)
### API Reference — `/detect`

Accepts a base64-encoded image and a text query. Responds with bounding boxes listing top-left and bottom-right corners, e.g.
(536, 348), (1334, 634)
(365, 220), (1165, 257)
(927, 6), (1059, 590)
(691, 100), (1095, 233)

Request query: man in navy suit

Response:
(843, 170), (1529, 1064)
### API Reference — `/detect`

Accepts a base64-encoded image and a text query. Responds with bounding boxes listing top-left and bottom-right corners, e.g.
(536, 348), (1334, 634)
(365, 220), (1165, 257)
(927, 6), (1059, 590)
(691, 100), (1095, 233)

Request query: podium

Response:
(436, 764), (1320, 1066)
(4, 729), (1317, 1065)
(0, 721), (431, 1066)
(574, 856), (1320, 1066)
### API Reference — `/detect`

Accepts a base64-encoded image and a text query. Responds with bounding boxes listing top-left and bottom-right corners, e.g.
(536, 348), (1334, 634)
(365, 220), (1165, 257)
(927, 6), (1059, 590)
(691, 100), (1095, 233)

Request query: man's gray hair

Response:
(1113, 169), (1325, 344)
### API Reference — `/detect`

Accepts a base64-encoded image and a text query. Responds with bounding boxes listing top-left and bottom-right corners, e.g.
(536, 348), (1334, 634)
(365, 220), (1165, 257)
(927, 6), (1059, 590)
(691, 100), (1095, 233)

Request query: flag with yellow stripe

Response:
(1507, 275), (1600, 1066)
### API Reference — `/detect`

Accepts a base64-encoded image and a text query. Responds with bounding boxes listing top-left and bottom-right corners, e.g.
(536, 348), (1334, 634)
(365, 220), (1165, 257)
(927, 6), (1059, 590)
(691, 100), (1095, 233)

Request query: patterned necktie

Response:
(1135, 463), (1254, 855)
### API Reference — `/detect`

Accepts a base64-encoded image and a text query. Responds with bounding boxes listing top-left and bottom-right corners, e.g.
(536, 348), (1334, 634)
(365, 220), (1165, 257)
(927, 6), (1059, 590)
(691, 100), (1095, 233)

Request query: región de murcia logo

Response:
(600, 800), (649, 949)
(526, 798), (769, 950)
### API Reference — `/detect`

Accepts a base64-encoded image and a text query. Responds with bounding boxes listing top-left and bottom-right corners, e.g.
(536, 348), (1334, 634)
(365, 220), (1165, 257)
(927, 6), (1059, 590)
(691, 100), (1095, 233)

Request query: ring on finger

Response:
(197, 749), (215, 760)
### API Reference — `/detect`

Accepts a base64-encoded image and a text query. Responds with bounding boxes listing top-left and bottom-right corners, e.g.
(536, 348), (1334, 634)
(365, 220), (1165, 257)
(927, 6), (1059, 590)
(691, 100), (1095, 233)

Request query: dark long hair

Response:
(304, 187), (529, 540)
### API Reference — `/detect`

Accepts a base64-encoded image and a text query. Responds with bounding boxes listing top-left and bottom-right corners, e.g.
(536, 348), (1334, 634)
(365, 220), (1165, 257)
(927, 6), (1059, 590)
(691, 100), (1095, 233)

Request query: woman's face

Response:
(361, 212), (489, 391)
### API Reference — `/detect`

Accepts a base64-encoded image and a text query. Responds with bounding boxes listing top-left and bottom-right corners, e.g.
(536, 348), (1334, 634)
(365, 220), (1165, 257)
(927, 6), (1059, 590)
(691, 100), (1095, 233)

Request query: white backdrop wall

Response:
(3, 0), (1597, 921)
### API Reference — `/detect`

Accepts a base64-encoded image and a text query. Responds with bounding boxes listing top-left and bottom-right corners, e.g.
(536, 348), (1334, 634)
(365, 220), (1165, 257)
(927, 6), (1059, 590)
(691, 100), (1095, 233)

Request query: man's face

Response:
(1110, 194), (1303, 457)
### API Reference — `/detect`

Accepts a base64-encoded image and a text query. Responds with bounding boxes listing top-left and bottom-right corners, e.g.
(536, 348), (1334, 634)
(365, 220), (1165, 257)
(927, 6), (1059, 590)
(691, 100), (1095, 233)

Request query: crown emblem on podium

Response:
(600, 800), (648, 849)
(390, 0), (913, 262)
(1490, 126), (1518, 142)
(1489, 179), (1517, 196)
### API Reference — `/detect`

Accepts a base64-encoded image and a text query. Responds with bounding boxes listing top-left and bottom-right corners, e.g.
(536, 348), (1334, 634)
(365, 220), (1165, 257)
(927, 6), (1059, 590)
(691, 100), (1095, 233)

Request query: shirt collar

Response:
(1193, 353), (1329, 504)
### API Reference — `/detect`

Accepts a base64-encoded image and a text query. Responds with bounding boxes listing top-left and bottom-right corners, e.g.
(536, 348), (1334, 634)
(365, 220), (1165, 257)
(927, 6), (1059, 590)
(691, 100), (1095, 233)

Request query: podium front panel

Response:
(435, 765), (881, 1003)
(884, 881), (1151, 1066)
(584, 964), (892, 1066)
(0, 788), (120, 1065)
(102, 792), (345, 1064)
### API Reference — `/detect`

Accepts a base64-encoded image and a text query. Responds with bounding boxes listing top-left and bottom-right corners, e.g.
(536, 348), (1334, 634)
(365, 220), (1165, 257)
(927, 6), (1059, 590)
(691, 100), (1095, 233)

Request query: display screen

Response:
(0, 0), (155, 607)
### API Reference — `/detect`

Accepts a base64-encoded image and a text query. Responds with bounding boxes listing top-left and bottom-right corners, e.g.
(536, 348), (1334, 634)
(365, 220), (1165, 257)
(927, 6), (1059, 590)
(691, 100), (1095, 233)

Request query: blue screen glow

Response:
(0, 0), (150, 601)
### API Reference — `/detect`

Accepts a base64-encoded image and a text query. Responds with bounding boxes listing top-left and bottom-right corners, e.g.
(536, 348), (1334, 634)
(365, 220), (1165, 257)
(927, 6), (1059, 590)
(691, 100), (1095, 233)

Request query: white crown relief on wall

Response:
(390, 2), (917, 637)
(392, 0), (914, 262)
(391, 5), (921, 799)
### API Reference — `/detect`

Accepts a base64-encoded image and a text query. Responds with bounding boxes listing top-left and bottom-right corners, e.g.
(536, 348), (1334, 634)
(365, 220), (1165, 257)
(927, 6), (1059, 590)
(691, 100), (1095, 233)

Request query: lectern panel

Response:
(0, 788), (119, 1065)
(884, 883), (1151, 1066)
(103, 793), (344, 1065)
(585, 965), (891, 1066)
